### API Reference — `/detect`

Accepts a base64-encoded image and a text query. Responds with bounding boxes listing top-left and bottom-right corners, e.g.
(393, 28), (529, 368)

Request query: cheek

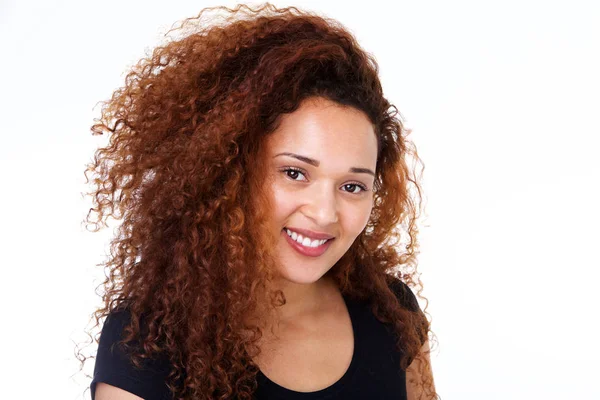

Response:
(342, 205), (373, 236)
(271, 186), (297, 220)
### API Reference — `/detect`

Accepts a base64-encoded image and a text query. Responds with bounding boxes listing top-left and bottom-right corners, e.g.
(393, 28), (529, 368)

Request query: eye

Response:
(281, 167), (307, 181)
(342, 183), (369, 194)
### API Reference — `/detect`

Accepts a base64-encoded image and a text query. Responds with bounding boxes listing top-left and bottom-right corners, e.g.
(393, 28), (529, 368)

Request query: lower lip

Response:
(282, 229), (334, 257)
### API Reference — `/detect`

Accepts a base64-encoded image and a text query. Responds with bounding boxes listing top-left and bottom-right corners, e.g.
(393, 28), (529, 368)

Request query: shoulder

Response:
(386, 276), (422, 313)
(386, 276), (430, 347)
(91, 308), (173, 400)
(96, 308), (133, 351)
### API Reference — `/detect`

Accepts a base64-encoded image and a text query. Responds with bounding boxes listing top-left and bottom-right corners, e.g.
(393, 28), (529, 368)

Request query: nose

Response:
(302, 183), (339, 226)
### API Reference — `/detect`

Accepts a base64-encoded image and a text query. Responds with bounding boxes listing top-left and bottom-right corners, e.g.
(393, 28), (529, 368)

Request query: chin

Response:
(272, 262), (325, 285)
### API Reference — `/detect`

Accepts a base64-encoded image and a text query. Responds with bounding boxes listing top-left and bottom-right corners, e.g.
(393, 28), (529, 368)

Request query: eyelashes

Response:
(279, 166), (369, 194)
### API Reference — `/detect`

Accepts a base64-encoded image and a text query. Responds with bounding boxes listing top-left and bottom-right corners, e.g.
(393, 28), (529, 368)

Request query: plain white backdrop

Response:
(1, 0), (598, 399)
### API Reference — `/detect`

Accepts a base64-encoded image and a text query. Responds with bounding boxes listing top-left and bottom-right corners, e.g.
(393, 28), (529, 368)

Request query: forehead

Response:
(265, 98), (377, 163)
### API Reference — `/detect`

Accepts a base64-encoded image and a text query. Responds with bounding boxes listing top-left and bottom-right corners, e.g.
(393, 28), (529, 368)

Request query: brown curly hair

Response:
(76, 3), (438, 399)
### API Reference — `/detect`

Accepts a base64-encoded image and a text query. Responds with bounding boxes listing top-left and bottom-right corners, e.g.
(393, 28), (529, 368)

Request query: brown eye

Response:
(343, 183), (368, 194)
(281, 167), (307, 181)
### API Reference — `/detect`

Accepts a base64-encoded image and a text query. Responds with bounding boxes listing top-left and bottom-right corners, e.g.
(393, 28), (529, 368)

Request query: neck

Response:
(251, 275), (337, 332)
(274, 275), (334, 319)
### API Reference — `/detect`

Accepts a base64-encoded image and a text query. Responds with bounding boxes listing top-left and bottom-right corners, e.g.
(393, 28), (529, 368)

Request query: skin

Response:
(263, 96), (378, 322)
(406, 340), (435, 400)
(245, 96), (379, 392)
(95, 383), (143, 400)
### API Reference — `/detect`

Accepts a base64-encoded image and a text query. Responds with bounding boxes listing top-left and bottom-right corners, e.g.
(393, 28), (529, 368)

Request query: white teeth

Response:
(285, 228), (328, 247)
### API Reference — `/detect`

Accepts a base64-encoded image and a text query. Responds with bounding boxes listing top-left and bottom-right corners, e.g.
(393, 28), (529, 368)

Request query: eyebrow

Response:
(274, 152), (376, 177)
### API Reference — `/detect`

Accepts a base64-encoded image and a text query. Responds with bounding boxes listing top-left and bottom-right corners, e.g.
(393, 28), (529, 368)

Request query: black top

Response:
(91, 279), (422, 400)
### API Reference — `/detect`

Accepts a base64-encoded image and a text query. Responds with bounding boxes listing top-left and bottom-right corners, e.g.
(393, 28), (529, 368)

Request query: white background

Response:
(1, 0), (598, 399)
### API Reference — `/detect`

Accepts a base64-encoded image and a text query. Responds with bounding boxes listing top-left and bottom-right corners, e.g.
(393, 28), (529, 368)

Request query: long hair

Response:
(76, 3), (438, 399)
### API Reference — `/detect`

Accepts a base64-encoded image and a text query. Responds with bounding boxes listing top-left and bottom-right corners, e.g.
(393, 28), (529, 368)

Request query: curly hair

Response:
(76, 3), (438, 399)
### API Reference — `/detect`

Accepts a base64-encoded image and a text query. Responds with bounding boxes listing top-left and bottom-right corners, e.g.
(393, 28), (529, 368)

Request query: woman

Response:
(79, 3), (438, 399)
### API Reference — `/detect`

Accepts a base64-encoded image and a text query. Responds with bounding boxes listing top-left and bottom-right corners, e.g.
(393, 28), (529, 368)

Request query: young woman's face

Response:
(264, 97), (378, 285)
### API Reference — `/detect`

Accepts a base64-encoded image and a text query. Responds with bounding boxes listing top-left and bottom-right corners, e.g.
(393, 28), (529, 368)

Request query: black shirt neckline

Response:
(255, 293), (362, 399)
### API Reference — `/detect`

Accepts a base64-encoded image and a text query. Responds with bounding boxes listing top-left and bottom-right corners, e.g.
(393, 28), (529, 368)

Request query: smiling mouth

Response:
(282, 227), (334, 247)
(281, 228), (334, 257)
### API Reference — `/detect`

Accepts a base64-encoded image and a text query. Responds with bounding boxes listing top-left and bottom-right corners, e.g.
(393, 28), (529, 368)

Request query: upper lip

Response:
(285, 227), (335, 240)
